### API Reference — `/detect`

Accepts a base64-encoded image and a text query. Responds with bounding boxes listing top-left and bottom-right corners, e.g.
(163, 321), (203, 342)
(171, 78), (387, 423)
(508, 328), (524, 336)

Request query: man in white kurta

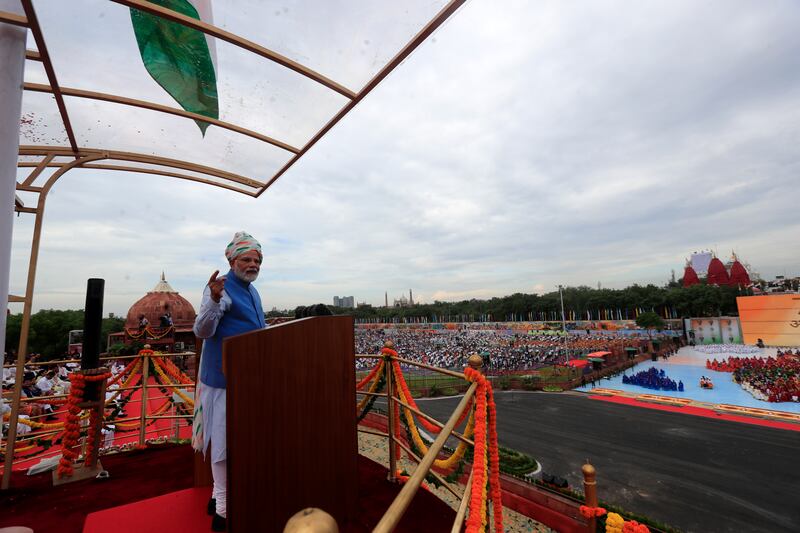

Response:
(193, 232), (266, 532)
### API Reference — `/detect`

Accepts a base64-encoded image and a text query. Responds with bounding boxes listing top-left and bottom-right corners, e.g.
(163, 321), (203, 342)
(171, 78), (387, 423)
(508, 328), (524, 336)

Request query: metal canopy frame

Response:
(1, 0), (467, 488)
(11, 0), (467, 197)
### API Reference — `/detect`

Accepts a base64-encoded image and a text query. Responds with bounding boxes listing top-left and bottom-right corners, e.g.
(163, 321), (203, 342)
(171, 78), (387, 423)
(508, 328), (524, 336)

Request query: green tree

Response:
(4, 310), (126, 359)
(635, 311), (665, 338)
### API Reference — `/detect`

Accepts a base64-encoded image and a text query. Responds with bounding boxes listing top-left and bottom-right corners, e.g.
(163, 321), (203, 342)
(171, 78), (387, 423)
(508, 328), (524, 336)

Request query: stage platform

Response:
(0, 444), (456, 533)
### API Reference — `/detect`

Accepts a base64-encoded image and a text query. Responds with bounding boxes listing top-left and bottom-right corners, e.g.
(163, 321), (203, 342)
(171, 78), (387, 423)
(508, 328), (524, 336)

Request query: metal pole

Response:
(138, 351), (150, 446)
(384, 349), (397, 482)
(0, 0), (27, 491)
(582, 461), (598, 533)
(559, 285), (568, 364)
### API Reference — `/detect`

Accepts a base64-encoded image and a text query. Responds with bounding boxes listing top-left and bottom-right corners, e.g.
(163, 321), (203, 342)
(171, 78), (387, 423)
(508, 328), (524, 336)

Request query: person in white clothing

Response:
(193, 231), (266, 532)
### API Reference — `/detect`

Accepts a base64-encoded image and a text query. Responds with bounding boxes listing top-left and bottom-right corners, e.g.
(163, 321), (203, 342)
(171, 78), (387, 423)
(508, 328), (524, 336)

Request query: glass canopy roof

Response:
(13, 0), (466, 196)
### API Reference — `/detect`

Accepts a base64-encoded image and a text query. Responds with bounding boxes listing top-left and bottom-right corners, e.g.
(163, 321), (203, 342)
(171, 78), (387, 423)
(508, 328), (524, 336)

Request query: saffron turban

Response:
(225, 231), (262, 261)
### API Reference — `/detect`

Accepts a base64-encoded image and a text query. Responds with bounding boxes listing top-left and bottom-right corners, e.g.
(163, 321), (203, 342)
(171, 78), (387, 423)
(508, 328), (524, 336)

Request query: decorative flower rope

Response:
(464, 366), (503, 533)
(356, 359), (384, 390)
(385, 348), (473, 434)
(56, 369), (111, 479)
(356, 359), (385, 413)
(151, 356), (194, 408)
(393, 362), (475, 471)
(580, 505), (608, 519)
(124, 325), (174, 340)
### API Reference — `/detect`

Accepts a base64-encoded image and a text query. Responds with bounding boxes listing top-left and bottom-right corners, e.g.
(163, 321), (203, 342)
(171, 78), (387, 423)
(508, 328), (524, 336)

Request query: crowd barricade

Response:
(587, 388), (621, 396)
(713, 404), (800, 423)
(636, 394), (693, 407)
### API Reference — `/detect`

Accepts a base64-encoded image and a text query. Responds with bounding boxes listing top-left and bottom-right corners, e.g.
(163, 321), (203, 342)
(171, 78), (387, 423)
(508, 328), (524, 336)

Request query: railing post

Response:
(384, 340), (397, 482)
(138, 347), (150, 446)
(582, 461), (598, 533)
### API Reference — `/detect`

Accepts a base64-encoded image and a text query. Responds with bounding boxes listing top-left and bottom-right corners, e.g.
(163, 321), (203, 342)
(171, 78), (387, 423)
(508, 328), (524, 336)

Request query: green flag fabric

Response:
(130, 0), (218, 135)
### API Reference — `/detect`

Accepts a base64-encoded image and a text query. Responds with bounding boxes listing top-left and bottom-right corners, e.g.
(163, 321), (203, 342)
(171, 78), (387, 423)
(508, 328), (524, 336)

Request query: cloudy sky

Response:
(9, 0), (800, 317)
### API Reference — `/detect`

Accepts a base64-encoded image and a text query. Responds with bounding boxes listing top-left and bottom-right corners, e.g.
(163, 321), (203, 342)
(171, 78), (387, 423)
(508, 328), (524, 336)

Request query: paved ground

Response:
(416, 391), (800, 533)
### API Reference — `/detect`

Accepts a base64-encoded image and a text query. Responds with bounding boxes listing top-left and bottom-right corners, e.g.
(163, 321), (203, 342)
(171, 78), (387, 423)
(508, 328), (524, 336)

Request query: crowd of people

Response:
(1, 355), (135, 439)
(622, 367), (683, 391)
(354, 327), (650, 372)
(707, 355), (800, 402)
(695, 344), (761, 355)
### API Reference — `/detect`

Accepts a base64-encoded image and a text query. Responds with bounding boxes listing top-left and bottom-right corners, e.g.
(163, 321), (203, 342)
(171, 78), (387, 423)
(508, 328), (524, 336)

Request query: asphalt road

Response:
(414, 391), (800, 533)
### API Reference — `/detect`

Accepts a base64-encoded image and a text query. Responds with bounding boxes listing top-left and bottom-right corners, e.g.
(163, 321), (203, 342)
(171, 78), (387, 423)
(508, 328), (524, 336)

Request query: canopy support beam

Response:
(2, 153), (104, 489)
(24, 83), (301, 155)
(20, 0), (78, 153)
(257, 0), (468, 195)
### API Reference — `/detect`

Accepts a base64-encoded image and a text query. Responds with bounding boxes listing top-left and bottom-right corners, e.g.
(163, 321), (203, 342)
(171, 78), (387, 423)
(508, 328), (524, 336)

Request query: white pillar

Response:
(0, 1), (27, 372)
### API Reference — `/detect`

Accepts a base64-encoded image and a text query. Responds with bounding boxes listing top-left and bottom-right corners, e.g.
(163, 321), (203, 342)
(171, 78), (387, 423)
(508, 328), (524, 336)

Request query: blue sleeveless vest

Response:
(199, 270), (266, 388)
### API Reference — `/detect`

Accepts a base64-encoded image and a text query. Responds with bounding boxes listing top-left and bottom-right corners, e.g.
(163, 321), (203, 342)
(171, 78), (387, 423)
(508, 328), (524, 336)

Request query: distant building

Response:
(682, 251), (756, 287)
(107, 272), (196, 352)
(333, 296), (355, 308)
(392, 290), (415, 308)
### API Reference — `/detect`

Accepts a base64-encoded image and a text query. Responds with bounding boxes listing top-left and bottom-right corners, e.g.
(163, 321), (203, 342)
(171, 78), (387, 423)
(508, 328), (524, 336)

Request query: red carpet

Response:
(590, 395), (800, 432)
(83, 487), (212, 533)
(0, 445), (194, 533)
(0, 444), (455, 533)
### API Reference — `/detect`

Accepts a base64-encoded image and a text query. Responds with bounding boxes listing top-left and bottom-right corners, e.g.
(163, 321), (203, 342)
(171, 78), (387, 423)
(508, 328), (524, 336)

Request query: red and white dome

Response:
(124, 273), (196, 329)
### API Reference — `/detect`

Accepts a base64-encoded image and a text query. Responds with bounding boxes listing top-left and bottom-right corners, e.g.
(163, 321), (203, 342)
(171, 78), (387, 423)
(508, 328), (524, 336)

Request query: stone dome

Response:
(125, 272), (196, 329)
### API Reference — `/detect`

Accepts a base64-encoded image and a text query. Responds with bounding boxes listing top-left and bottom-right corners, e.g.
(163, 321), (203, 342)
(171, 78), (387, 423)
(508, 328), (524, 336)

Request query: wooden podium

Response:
(224, 316), (357, 532)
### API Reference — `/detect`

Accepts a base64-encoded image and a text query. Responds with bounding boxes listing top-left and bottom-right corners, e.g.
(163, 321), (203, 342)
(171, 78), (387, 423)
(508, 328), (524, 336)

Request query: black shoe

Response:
(207, 497), (216, 516)
(211, 513), (227, 532)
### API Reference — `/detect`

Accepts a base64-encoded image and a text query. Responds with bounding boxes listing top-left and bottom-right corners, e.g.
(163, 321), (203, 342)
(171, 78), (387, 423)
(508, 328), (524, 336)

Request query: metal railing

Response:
(1, 350), (197, 484)
(8, 346), (484, 531)
(355, 347), (485, 533)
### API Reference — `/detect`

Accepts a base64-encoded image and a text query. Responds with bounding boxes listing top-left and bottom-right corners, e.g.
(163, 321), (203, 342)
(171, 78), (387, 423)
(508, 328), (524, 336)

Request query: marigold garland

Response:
(466, 374), (487, 533)
(580, 505), (608, 518)
(356, 360), (385, 413)
(106, 357), (140, 387)
(388, 354), (473, 433)
(56, 370), (110, 478)
(104, 358), (142, 406)
(464, 366), (503, 533)
(124, 325), (174, 340)
(487, 380), (503, 532)
(158, 356), (193, 385)
(151, 357), (194, 408)
(605, 512), (625, 533)
(622, 520), (650, 533)
(357, 359), (384, 390)
(393, 363), (475, 471)
(395, 469), (430, 492)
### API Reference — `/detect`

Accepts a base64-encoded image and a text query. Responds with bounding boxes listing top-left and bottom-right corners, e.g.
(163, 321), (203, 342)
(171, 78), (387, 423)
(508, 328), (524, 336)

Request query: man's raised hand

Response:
(208, 270), (226, 303)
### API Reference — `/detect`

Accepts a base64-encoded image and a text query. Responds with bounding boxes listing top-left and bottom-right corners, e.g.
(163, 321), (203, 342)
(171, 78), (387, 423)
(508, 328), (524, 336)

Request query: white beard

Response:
(233, 267), (259, 283)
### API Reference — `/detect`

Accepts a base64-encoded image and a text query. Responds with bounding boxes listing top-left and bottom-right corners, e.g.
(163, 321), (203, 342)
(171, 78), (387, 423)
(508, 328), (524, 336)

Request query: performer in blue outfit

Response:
(193, 231), (266, 531)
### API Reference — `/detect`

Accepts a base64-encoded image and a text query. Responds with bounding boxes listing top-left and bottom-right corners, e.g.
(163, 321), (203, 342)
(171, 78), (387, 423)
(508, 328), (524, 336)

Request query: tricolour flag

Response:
(130, 0), (218, 135)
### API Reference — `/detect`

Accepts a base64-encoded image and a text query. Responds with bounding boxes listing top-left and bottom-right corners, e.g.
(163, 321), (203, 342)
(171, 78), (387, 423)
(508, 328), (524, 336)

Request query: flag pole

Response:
(559, 285), (568, 364)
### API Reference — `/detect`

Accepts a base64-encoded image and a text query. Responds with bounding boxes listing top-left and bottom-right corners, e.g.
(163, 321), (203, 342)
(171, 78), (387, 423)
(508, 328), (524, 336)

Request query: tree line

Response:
(327, 283), (746, 322)
(4, 310), (125, 360)
(5, 283), (747, 358)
